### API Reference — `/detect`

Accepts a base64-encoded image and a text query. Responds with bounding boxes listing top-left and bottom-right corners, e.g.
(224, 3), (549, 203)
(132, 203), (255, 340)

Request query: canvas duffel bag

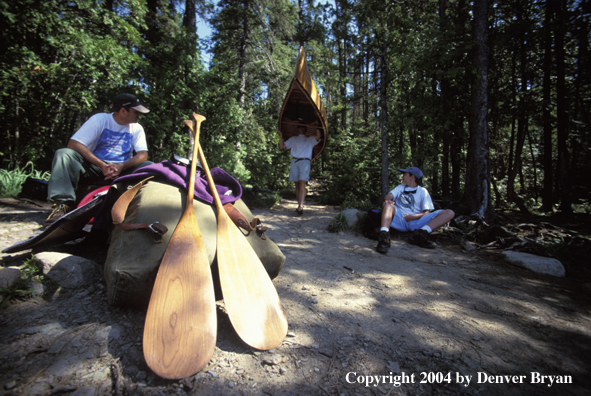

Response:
(104, 180), (285, 308)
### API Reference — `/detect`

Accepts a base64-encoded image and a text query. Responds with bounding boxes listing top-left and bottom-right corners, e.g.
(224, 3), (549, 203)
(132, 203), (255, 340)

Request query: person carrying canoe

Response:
(376, 167), (455, 252)
(45, 93), (153, 226)
(278, 125), (321, 215)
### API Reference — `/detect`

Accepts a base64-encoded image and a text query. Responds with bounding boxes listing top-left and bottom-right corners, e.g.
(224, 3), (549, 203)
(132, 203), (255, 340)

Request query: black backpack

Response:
(364, 209), (382, 240)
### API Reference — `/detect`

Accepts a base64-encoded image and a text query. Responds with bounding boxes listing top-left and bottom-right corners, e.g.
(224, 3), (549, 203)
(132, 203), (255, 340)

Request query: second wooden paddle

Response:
(191, 113), (288, 350)
(143, 115), (216, 379)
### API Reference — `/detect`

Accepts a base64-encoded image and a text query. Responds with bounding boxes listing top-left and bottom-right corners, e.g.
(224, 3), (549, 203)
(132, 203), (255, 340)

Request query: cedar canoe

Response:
(278, 47), (328, 162)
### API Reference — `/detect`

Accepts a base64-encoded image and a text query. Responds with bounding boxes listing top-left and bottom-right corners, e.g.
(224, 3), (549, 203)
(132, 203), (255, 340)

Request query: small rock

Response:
(70, 387), (96, 396)
(4, 381), (16, 390)
(0, 267), (21, 289)
(387, 361), (401, 373)
(262, 354), (282, 365)
(287, 332), (296, 337)
(36, 252), (101, 288)
(207, 370), (218, 378)
(462, 241), (476, 251)
(342, 208), (360, 228)
(312, 298), (319, 304)
(502, 251), (565, 277)
(228, 381), (235, 388)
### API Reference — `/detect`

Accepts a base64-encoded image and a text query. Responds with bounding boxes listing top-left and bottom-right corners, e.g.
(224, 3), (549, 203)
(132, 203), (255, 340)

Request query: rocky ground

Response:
(1, 197), (591, 396)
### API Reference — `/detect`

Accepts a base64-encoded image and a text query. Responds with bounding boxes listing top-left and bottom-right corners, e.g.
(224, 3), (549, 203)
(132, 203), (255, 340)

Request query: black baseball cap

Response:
(112, 93), (150, 113)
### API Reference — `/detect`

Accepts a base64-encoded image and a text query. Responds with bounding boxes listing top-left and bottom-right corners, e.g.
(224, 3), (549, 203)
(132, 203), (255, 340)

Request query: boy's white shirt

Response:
(389, 185), (434, 217)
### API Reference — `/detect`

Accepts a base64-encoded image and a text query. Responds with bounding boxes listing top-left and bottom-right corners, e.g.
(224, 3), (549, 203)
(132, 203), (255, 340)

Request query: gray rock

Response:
(0, 267), (21, 288)
(342, 209), (360, 228)
(35, 252), (101, 288)
(3, 380), (16, 390)
(502, 251), (565, 277)
(262, 353), (282, 365)
(70, 387), (97, 396)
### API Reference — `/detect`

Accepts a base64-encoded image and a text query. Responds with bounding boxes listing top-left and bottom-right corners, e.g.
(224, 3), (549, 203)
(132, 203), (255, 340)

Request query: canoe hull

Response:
(278, 48), (327, 162)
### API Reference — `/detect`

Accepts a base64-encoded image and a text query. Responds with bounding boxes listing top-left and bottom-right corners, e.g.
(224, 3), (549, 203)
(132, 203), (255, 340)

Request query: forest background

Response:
(1, 0), (590, 218)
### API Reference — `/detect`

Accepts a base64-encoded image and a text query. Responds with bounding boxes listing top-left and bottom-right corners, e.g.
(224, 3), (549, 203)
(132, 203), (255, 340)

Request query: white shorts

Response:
(289, 159), (311, 182)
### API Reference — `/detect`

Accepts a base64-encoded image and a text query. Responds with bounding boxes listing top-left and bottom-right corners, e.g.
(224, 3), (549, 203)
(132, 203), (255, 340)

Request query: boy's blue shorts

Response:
(391, 209), (443, 232)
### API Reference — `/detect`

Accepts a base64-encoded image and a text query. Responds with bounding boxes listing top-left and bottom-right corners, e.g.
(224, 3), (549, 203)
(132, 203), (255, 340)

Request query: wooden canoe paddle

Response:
(143, 115), (216, 379)
(190, 113), (288, 350)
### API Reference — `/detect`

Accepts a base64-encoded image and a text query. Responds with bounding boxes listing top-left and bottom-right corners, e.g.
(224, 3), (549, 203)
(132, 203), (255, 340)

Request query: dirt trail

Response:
(1, 198), (591, 395)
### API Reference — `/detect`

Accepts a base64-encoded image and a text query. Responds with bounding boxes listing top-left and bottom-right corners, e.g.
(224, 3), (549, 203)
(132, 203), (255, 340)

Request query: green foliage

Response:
(317, 127), (382, 206)
(0, 256), (48, 308)
(1, 0), (148, 169)
(0, 162), (50, 198)
(327, 211), (349, 233)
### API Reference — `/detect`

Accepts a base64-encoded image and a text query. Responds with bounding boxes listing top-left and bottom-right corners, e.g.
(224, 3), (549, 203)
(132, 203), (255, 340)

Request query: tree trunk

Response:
(380, 49), (390, 199)
(460, 0), (493, 219)
(506, 4), (532, 215)
(541, 0), (554, 212)
(439, 0), (451, 198)
(183, 0), (196, 33)
(450, 117), (462, 199)
(237, 0), (250, 109)
(554, 0), (572, 213)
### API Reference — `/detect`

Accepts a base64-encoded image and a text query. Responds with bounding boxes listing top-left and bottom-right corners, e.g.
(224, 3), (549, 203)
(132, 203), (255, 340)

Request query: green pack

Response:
(104, 180), (285, 308)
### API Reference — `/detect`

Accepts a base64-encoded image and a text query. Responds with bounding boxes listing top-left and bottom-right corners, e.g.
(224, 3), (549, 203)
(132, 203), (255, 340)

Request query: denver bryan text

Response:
(477, 372), (572, 387)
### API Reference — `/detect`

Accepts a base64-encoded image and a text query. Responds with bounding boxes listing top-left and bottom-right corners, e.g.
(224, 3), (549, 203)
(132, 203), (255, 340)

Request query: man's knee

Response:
(53, 148), (80, 161)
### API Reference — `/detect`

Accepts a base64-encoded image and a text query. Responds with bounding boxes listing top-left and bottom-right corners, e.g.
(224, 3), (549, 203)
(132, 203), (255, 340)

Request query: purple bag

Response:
(114, 160), (242, 205)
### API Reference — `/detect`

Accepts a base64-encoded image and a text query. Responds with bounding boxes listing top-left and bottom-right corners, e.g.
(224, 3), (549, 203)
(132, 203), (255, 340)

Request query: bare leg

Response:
(426, 209), (455, 231)
(380, 201), (395, 229)
(295, 180), (307, 210)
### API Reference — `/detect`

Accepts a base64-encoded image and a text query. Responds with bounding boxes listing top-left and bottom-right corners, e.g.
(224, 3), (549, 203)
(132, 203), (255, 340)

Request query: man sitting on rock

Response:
(376, 167), (455, 253)
(45, 93), (153, 226)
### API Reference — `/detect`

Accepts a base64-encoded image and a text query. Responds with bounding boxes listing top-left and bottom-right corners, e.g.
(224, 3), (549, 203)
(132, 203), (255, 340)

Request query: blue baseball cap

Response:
(399, 167), (423, 179)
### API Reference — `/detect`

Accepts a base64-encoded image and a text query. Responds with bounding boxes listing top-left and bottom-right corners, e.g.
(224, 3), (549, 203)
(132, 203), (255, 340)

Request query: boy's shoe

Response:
(408, 229), (436, 249)
(45, 203), (74, 227)
(376, 230), (391, 254)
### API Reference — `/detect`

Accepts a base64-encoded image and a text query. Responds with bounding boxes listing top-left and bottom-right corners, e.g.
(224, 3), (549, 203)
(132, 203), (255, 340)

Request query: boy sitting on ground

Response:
(376, 167), (455, 253)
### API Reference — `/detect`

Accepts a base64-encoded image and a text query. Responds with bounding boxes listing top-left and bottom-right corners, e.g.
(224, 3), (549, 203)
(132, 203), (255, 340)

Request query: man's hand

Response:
(278, 129), (287, 150)
(385, 192), (394, 202)
(104, 163), (124, 180)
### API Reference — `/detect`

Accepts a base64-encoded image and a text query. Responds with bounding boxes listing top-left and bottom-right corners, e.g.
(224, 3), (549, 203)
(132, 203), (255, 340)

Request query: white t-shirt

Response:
(389, 184), (434, 217)
(284, 135), (319, 159)
(71, 113), (148, 163)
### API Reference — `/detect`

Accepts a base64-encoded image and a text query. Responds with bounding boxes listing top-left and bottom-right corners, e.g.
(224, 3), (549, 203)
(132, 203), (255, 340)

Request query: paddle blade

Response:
(143, 212), (217, 379)
(216, 213), (288, 350)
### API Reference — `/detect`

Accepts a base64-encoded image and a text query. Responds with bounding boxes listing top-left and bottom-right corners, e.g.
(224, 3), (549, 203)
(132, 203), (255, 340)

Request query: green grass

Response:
(0, 256), (57, 309)
(0, 161), (51, 198)
(327, 211), (349, 233)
